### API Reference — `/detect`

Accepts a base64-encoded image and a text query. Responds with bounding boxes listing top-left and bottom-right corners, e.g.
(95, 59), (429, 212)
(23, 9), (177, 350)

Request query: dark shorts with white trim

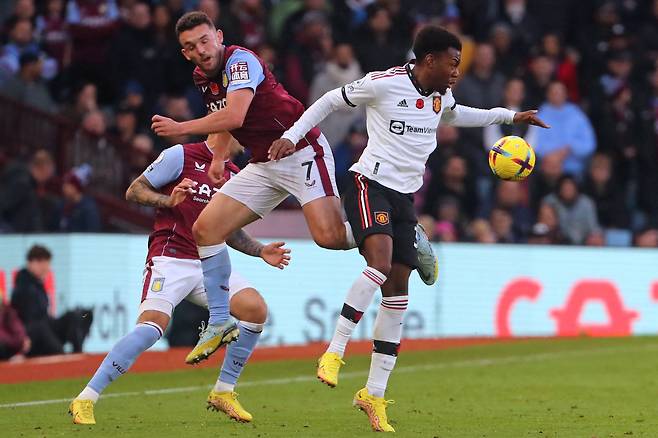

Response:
(344, 171), (418, 269)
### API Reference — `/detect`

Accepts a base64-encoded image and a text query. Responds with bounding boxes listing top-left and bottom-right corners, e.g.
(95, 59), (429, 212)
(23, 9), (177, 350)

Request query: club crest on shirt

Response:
(209, 82), (220, 95)
(151, 278), (165, 292)
(375, 211), (390, 225)
(433, 96), (442, 113)
(222, 71), (228, 88)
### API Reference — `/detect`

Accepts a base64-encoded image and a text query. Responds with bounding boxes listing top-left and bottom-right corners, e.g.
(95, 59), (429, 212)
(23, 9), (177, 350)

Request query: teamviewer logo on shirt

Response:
(389, 120), (406, 135)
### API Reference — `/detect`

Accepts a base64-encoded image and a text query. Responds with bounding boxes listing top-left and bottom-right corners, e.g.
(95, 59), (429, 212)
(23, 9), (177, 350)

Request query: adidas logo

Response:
(194, 161), (206, 171)
(397, 99), (408, 108)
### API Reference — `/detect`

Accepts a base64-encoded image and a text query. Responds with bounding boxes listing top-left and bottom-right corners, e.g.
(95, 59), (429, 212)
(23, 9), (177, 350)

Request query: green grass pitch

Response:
(2, 337), (658, 437)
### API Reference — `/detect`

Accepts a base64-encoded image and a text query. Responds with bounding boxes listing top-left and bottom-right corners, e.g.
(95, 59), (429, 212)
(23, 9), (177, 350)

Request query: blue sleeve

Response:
(225, 49), (265, 93)
(142, 144), (184, 189)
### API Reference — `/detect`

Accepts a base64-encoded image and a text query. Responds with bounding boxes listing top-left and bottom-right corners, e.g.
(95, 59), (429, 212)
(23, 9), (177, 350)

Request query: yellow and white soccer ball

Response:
(488, 136), (536, 181)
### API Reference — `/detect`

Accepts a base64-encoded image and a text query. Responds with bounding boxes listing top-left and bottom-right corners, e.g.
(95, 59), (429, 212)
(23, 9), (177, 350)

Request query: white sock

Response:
(344, 221), (357, 249)
(77, 386), (100, 403)
(326, 267), (386, 357)
(213, 380), (235, 393)
(366, 296), (408, 398)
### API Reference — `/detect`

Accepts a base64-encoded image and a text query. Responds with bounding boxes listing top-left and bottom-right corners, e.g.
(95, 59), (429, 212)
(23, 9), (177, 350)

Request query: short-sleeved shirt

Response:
(143, 141), (239, 261)
(193, 45), (323, 163)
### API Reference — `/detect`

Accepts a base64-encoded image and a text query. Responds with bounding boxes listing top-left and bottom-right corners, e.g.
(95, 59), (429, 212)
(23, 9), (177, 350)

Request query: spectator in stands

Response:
(454, 43), (506, 169)
(490, 22), (519, 77)
(232, 0), (267, 49)
(423, 155), (478, 221)
(58, 166), (100, 232)
(11, 245), (93, 355)
(35, 0), (71, 73)
(531, 203), (564, 245)
(111, 103), (138, 145)
(126, 133), (155, 190)
(0, 18), (57, 80)
(62, 81), (98, 124)
(0, 299), (30, 360)
(469, 218), (496, 243)
(433, 196), (461, 242)
(454, 43), (506, 113)
(542, 175), (601, 245)
(278, 0), (330, 51)
(29, 149), (61, 231)
(492, 180), (533, 241)
(109, 2), (159, 105)
(154, 94), (193, 148)
(0, 153), (43, 233)
(66, 0), (120, 101)
(483, 78), (538, 152)
(283, 11), (332, 104)
(541, 33), (580, 103)
(0, 51), (58, 114)
(535, 81), (596, 178)
(309, 42), (364, 146)
(582, 152), (629, 230)
(490, 207), (515, 243)
(497, 0), (539, 54)
(333, 123), (367, 192)
(635, 228), (658, 248)
(523, 54), (554, 110)
(80, 109), (106, 137)
(352, 4), (407, 73)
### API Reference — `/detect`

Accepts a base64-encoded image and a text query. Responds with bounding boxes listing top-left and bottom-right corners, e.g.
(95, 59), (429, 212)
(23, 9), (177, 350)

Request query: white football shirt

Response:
(283, 62), (515, 194)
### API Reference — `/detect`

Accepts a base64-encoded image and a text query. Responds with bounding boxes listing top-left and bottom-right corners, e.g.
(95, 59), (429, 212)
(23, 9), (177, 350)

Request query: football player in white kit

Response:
(270, 25), (548, 432)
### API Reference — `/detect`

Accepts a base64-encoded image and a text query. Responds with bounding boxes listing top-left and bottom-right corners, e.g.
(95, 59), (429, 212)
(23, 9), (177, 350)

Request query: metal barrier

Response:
(0, 94), (152, 232)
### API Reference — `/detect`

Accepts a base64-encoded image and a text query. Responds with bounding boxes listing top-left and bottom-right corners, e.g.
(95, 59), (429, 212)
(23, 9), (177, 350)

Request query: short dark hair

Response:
(27, 245), (52, 262)
(175, 11), (214, 38)
(412, 25), (462, 61)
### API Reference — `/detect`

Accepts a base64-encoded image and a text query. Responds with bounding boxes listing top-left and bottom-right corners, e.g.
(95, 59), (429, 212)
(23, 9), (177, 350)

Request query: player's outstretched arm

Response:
(226, 229), (291, 270)
(151, 89), (254, 137)
(126, 175), (196, 208)
(442, 105), (549, 129)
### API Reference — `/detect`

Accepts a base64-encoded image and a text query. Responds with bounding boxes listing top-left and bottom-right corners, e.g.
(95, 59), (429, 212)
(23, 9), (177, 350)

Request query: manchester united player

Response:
(150, 11), (439, 364)
(69, 134), (290, 425)
(271, 26), (548, 432)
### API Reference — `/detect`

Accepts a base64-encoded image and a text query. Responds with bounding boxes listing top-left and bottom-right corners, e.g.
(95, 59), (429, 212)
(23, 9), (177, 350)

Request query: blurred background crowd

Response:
(0, 0), (657, 248)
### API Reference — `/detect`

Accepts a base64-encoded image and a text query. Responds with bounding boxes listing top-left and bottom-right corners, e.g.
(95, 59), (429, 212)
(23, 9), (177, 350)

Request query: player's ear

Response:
(216, 29), (224, 44)
(181, 48), (191, 61)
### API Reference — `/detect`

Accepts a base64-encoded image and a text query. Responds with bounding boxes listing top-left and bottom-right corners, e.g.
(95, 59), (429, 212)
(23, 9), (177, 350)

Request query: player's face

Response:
(179, 24), (224, 75)
(427, 47), (460, 94)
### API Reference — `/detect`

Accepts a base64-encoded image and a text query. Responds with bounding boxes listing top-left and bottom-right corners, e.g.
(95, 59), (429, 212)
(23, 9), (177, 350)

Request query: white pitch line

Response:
(1, 343), (655, 409)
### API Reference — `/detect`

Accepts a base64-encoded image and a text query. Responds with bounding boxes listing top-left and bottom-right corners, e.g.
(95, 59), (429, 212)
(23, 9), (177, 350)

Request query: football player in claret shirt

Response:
(150, 11), (438, 363)
(69, 135), (290, 425)
(271, 25), (548, 432)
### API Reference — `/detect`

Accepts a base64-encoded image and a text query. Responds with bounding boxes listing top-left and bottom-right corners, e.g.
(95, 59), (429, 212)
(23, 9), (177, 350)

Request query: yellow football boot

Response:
(185, 320), (239, 364)
(316, 352), (345, 387)
(207, 390), (253, 422)
(69, 399), (96, 425)
(353, 388), (395, 432)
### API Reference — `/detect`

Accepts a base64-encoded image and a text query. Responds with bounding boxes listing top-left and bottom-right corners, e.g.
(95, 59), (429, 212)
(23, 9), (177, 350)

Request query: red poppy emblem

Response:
(416, 99), (424, 109)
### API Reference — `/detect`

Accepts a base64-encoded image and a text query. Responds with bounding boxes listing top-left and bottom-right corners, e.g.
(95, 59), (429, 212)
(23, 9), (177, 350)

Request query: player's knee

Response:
(312, 226), (344, 250)
(231, 289), (268, 324)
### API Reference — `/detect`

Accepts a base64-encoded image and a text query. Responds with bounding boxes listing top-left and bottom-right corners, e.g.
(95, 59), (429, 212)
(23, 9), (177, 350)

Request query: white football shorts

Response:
(219, 133), (339, 217)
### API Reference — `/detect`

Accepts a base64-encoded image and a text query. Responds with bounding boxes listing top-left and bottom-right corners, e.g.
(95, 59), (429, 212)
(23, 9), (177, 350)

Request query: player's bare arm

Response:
(226, 229), (291, 270)
(126, 175), (196, 208)
(151, 89), (254, 137)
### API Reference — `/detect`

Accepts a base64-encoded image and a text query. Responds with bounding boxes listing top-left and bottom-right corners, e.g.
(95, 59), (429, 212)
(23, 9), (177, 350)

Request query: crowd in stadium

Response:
(0, 0), (657, 247)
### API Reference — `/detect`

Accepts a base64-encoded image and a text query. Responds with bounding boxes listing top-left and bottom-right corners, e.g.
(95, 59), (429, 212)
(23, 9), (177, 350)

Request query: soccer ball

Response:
(488, 136), (536, 181)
